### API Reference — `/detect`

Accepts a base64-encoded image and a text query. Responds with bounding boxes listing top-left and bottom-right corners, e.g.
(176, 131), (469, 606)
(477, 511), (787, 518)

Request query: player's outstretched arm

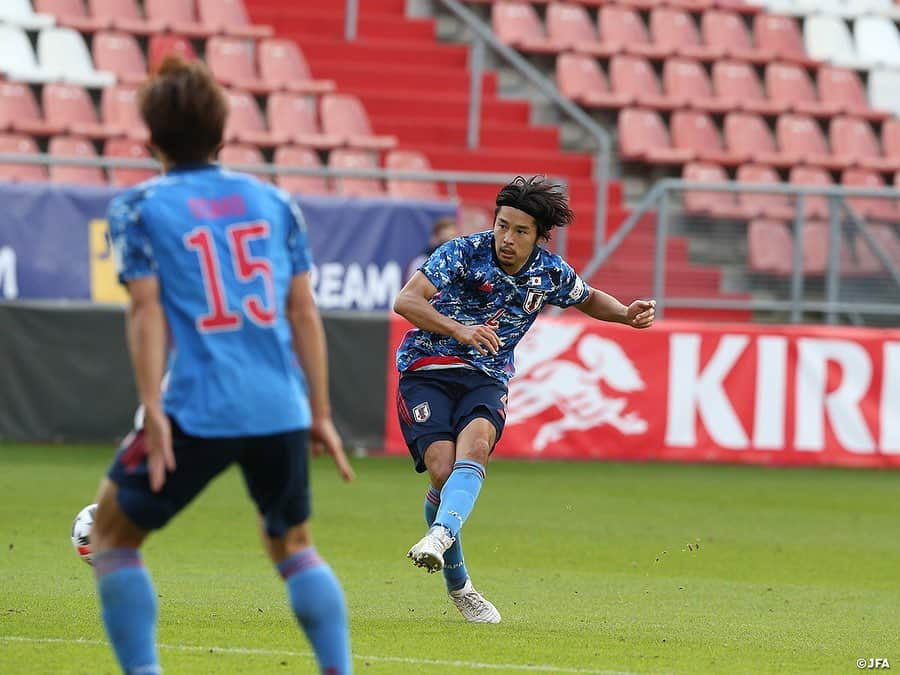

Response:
(575, 287), (656, 329)
(394, 272), (501, 355)
(287, 273), (355, 482)
(125, 276), (174, 492)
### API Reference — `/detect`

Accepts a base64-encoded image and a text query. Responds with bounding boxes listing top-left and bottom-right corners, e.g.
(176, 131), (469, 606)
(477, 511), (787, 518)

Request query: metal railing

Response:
(583, 180), (900, 325)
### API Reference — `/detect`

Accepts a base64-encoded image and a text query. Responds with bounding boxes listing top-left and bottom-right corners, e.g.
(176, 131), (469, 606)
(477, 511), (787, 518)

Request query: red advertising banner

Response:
(384, 315), (900, 468)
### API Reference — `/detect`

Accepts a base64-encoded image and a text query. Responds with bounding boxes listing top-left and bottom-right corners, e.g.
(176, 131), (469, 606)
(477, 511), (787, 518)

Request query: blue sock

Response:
(434, 460), (486, 539)
(424, 487), (468, 592)
(279, 548), (352, 675)
(94, 548), (160, 675)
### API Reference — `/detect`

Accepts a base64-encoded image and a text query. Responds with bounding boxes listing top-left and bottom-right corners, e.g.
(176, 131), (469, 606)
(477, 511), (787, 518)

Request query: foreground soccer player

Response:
(91, 56), (354, 674)
(394, 176), (655, 623)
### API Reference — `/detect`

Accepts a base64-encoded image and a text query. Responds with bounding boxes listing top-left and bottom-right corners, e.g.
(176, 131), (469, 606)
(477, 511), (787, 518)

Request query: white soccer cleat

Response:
(407, 525), (455, 573)
(449, 579), (501, 624)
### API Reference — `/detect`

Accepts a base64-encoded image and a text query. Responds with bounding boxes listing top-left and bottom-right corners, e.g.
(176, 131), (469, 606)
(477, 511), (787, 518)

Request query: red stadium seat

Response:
(48, 135), (106, 185)
(724, 112), (796, 168)
(386, 150), (441, 201)
(545, 2), (600, 52)
(597, 6), (669, 60)
(267, 92), (342, 149)
(883, 118), (900, 160)
(830, 116), (898, 173)
(672, 110), (737, 166)
(43, 83), (114, 139)
(197, 0), (273, 39)
(618, 108), (694, 165)
(320, 94), (397, 150)
(610, 55), (675, 110)
(223, 89), (286, 147)
(0, 133), (47, 182)
(492, 1), (561, 54)
(93, 31), (147, 86)
(712, 61), (785, 116)
(776, 114), (849, 171)
(841, 168), (897, 221)
(147, 34), (197, 73)
(736, 164), (795, 220)
(218, 143), (269, 181)
(682, 162), (748, 219)
(753, 14), (818, 67)
(206, 36), (270, 95)
(328, 149), (385, 198)
(817, 66), (889, 122)
(100, 85), (149, 141)
(855, 223), (900, 273)
(273, 145), (331, 195)
(701, 10), (771, 64)
(650, 8), (722, 61)
(144, 0), (213, 38)
(663, 58), (732, 113)
(88, 0), (165, 35)
(789, 165), (833, 218)
(105, 137), (156, 187)
(0, 81), (64, 137)
(801, 221), (855, 274)
(748, 219), (793, 275)
(34, 0), (107, 31)
(764, 63), (839, 119)
(258, 39), (335, 94)
(555, 53), (630, 109)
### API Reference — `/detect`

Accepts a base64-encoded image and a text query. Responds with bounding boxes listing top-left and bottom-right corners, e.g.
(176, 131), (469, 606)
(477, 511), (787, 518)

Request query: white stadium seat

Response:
(868, 68), (900, 116)
(854, 16), (900, 68)
(37, 27), (116, 88)
(0, 0), (55, 30)
(0, 24), (58, 83)
(804, 15), (865, 69)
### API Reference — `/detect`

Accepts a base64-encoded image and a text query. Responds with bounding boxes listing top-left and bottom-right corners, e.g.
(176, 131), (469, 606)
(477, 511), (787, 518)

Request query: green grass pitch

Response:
(1, 443), (899, 674)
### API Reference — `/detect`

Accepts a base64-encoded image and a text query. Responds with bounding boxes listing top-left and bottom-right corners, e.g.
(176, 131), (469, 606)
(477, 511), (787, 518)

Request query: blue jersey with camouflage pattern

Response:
(396, 230), (591, 384)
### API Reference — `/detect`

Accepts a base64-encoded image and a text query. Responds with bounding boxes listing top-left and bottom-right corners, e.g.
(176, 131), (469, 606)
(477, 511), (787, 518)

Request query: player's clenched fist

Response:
(626, 299), (656, 329)
(452, 323), (502, 355)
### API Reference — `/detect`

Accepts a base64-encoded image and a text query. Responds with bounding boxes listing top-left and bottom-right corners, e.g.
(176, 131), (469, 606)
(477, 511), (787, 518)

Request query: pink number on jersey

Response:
(227, 221), (276, 327)
(184, 227), (242, 332)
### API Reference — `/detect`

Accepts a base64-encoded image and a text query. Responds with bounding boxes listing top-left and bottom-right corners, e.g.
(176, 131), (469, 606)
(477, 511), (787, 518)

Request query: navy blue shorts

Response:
(396, 368), (508, 473)
(107, 417), (310, 537)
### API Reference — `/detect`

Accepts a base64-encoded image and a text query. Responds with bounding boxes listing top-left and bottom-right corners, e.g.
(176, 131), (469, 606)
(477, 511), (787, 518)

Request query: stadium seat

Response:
(854, 223), (900, 273)
(272, 145), (331, 195)
(267, 92), (342, 149)
(385, 150), (442, 201)
(492, 1), (563, 54)
(868, 69), (900, 117)
(37, 27), (116, 88)
(197, 0), (273, 39)
(88, 0), (165, 35)
(649, 8), (722, 61)
(663, 58), (733, 113)
(610, 55), (676, 110)
(748, 219), (793, 275)
(618, 108), (694, 165)
(105, 137), (156, 187)
(736, 164), (795, 220)
(765, 63), (839, 118)
(0, 81), (64, 137)
(725, 112), (797, 168)
(206, 37), (270, 95)
(93, 31), (147, 86)
(803, 15), (864, 69)
(258, 39), (335, 94)
(854, 16), (900, 68)
(223, 89), (287, 147)
(0, 133), (48, 182)
(218, 143), (270, 181)
(555, 53), (630, 109)
(544, 2), (601, 53)
(48, 135), (106, 185)
(0, 0), (55, 30)
(753, 14), (818, 67)
(682, 162), (748, 219)
(841, 168), (897, 221)
(818, 66), (889, 122)
(144, 0), (215, 38)
(830, 116), (898, 172)
(776, 114), (849, 171)
(43, 82), (115, 139)
(800, 220), (855, 274)
(701, 10), (770, 64)
(882, 118), (900, 160)
(789, 165), (833, 218)
(712, 61), (785, 116)
(672, 110), (738, 166)
(328, 149), (385, 197)
(147, 34), (197, 73)
(101, 85), (148, 140)
(320, 94), (397, 150)
(597, 6), (669, 60)
(34, 0), (108, 31)
(0, 24), (58, 83)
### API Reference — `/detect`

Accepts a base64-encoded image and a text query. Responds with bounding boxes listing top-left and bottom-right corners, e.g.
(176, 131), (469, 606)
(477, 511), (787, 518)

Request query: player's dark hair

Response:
(139, 54), (228, 166)
(494, 175), (574, 241)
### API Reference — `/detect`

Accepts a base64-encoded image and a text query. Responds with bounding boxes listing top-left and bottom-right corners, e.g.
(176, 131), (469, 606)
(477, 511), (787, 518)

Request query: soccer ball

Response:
(71, 504), (97, 566)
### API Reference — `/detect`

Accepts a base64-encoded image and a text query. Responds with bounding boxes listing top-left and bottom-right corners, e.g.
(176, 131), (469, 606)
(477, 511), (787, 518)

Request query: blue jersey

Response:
(396, 230), (591, 383)
(109, 164), (313, 437)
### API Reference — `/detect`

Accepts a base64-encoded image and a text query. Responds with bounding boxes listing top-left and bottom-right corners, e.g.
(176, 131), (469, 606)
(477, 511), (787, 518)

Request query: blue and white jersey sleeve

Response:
(420, 238), (467, 290)
(284, 194), (313, 275)
(108, 190), (157, 285)
(548, 258), (591, 308)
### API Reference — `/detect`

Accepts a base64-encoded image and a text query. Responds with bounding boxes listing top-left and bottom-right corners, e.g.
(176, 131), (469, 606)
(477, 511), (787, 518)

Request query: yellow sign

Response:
(89, 219), (128, 304)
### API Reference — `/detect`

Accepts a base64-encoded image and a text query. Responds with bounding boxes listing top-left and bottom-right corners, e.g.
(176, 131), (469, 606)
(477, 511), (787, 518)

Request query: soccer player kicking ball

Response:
(90, 56), (354, 674)
(394, 176), (655, 623)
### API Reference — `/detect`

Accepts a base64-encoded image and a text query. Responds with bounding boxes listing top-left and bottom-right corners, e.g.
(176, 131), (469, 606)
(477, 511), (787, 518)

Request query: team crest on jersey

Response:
(413, 402), (431, 423)
(523, 289), (547, 314)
